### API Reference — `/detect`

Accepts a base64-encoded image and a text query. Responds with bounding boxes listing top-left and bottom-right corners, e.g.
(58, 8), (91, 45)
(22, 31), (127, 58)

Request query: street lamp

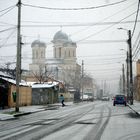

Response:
(118, 28), (133, 105)
(120, 49), (129, 102)
(117, 61), (126, 95)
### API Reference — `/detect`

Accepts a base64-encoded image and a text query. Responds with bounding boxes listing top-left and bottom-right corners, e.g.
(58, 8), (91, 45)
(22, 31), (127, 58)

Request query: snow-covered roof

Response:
(0, 71), (12, 78)
(0, 77), (29, 86)
(32, 82), (59, 89)
(68, 89), (76, 92)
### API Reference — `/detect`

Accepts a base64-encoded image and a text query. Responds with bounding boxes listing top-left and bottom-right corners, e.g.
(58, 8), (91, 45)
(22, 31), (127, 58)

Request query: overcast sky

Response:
(0, 0), (140, 93)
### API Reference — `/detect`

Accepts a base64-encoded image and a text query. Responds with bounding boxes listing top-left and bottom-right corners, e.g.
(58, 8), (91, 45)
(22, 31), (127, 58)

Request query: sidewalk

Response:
(0, 102), (73, 121)
(0, 105), (47, 121)
(127, 100), (140, 115)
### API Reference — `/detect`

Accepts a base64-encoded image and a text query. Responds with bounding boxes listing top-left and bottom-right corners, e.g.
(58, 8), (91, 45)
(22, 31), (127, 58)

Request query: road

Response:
(0, 101), (140, 140)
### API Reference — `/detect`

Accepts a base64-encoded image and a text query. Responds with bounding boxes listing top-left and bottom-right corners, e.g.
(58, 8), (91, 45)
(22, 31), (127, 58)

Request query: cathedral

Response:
(29, 30), (81, 89)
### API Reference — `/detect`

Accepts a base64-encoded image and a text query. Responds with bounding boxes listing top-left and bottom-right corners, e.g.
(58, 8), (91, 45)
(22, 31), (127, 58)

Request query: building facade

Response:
(29, 40), (46, 73)
(0, 74), (31, 109)
(134, 60), (140, 101)
(29, 30), (81, 91)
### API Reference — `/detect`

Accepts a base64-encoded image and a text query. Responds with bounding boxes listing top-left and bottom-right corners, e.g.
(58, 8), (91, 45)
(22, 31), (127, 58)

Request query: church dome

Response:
(53, 30), (69, 42)
(31, 40), (46, 48)
(52, 30), (77, 47)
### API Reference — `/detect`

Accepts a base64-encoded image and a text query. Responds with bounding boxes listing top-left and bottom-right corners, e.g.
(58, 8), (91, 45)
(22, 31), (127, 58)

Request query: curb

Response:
(13, 112), (31, 117)
(127, 104), (140, 115)
(12, 106), (59, 117)
(0, 103), (73, 120)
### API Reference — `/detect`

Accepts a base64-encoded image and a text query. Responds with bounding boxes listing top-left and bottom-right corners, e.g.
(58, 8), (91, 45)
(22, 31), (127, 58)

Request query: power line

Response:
(78, 53), (124, 57)
(17, 20), (140, 28)
(0, 27), (16, 33)
(131, 0), (140, 38)
(132, 31), (140, 59)
(132, 39), (140, 60)
(22, 0), (128, 11)
(0, 6), (16, 18)
(70, 1), (137, 36)
(77, 10), (139, 42)
(84, 62), (124, 66)
(19, 1), (137, 40)
(0, 21), (15, 26)
(78, 57), (125, 61)
(20, 1), (137, 29)
(0, 43), (17, 48)
(77, 39), (126, 44)
(93, 77), (120, 81)
(0, 56), (16, 59)
(0, 29), (16, 48)
(133, 31), (140, 50)
(90, 72), (121, 76)
(1, 39), (126, 48)
(0, 5), (16, 13)
(85, 68), (121, 71)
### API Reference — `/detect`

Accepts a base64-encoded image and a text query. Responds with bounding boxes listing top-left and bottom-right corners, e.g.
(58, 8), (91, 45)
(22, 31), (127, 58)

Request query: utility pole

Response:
(45, 65), (47, 81)
(6, 62), (11, 74)
(126, 51), (130, 102)
(15, 0), (21, 112)
(128, 30), (133, 105)
(122, 64), (125, 95)
(56, 67), (58, 80)
(119, 75), (122, 93)
(81, 60), (84, 101)
(118, 28), (133, 104)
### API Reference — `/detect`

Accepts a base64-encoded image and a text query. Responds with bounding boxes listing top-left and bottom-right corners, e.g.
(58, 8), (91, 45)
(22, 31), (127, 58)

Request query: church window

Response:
(59, 48), (61, 57)
(69, 50), (70, 57)
(41, 51), (44, 58)
(36, 51), (38, 58)
(33, 50), (35, 58)
(55, 48), (56, 57)
(65, 50), (66, 57)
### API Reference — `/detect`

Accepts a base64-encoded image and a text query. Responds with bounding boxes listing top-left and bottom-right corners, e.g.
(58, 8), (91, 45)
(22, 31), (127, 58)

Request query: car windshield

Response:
(116, 96), (125, 100)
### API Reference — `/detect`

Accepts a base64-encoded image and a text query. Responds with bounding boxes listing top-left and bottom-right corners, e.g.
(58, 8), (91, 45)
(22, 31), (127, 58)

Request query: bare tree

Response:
(31, 64), (53, 83)
(0, 62), (16, 78)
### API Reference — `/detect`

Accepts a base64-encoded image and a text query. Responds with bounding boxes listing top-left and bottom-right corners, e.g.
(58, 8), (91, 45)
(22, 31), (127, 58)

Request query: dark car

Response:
(113, 95), (127, 106)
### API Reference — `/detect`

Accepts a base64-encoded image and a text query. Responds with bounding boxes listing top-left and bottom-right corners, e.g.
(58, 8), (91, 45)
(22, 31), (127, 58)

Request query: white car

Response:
(80, 95), (88, 101)
(102, 96), (109, 101)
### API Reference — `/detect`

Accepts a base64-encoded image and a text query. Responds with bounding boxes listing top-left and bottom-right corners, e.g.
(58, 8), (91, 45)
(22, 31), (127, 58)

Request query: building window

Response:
(69, 50), (70, 57)
(41, 51), (44, 58)
(59, 48), (61, 57)
(55, 48), (56, 58)
(33, 50), (35, 58)
(65, 50), (66, 57)
(36, 51), (38, 58)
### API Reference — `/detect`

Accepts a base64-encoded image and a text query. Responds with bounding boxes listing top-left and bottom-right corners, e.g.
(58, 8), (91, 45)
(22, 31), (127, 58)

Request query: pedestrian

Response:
(59, 94), (65, 107)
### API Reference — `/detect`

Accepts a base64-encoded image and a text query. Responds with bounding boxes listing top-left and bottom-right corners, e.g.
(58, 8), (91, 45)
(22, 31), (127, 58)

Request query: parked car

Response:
(102, 96), (109, 101)
(113, 95), (127, 106)
(80, 93), (94, 101)
(82, 95), (89, 101)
